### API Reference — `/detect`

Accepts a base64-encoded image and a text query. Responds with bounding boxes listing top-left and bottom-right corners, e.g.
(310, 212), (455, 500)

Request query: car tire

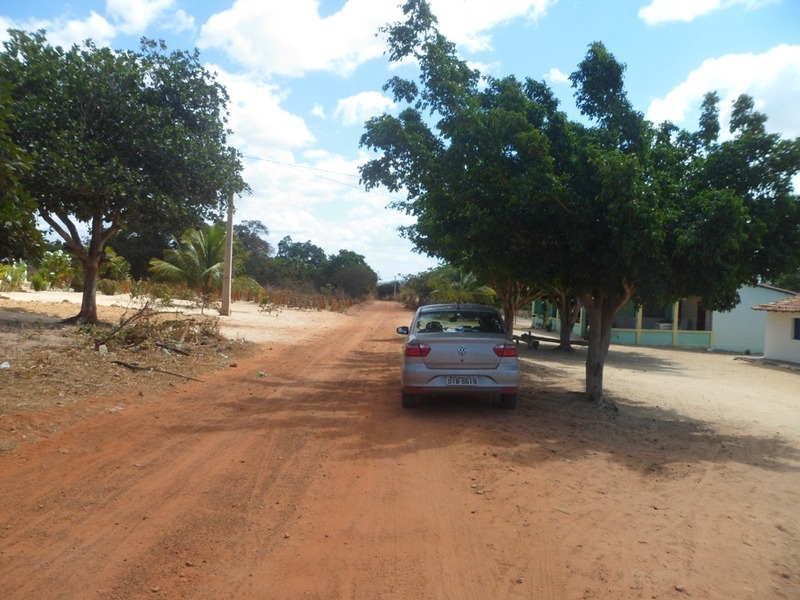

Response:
(500, 392), (517, 410)
(401, 390), (419, 408)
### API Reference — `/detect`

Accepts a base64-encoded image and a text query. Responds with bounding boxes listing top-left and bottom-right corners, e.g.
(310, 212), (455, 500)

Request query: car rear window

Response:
(416, 310), (505, 334)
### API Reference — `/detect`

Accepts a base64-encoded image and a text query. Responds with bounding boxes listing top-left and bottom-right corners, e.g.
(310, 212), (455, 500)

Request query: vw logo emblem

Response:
(457, 345), (467, 355)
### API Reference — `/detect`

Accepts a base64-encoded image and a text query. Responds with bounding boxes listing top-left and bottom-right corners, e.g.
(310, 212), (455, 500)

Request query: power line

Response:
(241, 152), (400, 200)
(242, 153), (359, 178)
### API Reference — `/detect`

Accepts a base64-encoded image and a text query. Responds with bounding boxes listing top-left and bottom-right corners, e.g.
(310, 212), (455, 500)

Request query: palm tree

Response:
(149, 224), (226, 313)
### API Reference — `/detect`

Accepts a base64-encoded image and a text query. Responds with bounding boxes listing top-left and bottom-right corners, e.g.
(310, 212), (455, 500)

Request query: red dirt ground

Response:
(0, 300), (798, 599)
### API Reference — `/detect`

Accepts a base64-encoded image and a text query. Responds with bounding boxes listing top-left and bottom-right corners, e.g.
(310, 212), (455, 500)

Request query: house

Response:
(711, 284), (796, 354)
(605, 284), (797, 353)
(752, 295), (800, 364)
(534, 284), (797, 354)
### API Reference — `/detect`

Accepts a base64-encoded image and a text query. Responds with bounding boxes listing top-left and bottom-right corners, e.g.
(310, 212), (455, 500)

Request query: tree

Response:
(272, 236), (328, 289)
(111, 210), (206, 280)
(0, 31), (247, 323)
(149, 224), (228, 313)
(360, 1), (558, 330)
(361, 1), (800, 407)
(772, 269), (800, 293)
(0, 80), (42, 260)
(233, 220), (273, 285)
(324, 249), (378, 297)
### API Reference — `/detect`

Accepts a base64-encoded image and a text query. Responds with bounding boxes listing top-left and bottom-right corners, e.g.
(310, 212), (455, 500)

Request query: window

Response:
(794, 318), (800, 341)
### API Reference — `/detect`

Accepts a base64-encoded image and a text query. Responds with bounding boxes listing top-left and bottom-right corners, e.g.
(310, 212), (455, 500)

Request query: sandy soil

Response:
(0, 294), (798, 599)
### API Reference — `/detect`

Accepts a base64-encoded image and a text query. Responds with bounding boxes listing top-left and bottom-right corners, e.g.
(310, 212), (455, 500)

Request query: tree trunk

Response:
(553, 290), (583, 352)
(583, 285), (634, 409)
(501, 296), (515, 337)
(41, 210), (119, 325)
(74, 256), (101, 324)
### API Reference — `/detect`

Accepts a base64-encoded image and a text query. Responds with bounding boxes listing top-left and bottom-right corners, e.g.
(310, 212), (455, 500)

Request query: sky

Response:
(1, 0), (799, 282)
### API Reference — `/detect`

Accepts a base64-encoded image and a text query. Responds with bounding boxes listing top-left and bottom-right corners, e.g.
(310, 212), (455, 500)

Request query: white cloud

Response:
(198, 0), (554, 78)
(430, 0), (555, 52)
(210, 66), (315, 155)
(198, 0), (400, 77)
(545, 67), (570, 84)
(234, 148), (434, 279)
(165, 9), (195, 33)
(106, 0), (175, 34)
(47, 12), (116, 48)
(639, 0), (775, 25)
(311, 103), (326, 118)
(0, 13), (115, 49)
(334, 92), (397, 126)
(0, 2), (192, 48)
(646, 44), (800, 138)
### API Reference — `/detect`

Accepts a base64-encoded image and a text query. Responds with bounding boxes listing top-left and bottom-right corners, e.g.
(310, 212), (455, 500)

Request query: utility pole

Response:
(220, 193), (234, 316)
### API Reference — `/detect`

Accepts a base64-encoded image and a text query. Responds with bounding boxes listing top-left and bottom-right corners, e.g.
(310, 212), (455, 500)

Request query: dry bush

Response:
(0, 302), (256, 432)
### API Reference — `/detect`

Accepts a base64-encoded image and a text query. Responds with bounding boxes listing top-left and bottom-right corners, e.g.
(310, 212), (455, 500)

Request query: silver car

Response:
(396, 303), (520, 409)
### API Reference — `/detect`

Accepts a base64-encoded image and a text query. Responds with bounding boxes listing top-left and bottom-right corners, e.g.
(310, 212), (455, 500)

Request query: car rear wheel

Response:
(401, 390), (419, 408)
(500, 392), (517, 410)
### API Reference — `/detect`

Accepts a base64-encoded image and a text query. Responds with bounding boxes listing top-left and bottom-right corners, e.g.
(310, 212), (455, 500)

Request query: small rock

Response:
(98, 345), (108, 355)
(0, 361), (10, 369)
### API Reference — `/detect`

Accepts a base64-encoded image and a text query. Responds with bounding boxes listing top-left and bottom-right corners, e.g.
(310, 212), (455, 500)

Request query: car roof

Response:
(417, 304), (499, 312)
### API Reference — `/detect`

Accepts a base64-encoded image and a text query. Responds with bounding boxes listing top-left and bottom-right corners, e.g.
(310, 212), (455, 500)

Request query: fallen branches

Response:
(110, 360), (202, 381)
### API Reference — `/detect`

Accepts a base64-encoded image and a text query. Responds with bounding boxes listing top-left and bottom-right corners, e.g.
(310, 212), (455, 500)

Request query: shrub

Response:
(30, 271), (48, 291)
(0, 260), (27, 291)
(148, 283), (175, 306)
(98, 278), (122, 295)
(232, 276), (265, 302)
(37, 250), (74, 289)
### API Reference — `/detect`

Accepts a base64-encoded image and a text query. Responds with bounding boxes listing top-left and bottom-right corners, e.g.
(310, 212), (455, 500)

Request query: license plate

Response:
(447, 376), (478, 386)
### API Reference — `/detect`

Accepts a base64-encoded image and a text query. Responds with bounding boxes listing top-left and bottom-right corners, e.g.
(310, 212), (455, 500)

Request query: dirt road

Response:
(1, 301), (798, 599)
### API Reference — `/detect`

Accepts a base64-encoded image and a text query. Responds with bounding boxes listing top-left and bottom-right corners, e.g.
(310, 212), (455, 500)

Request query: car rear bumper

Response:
(401, 363), (519, 395)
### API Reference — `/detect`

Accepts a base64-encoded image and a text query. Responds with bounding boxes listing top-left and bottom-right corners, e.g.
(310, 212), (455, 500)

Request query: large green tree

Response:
(360, 1), (800, 407)
(360, 2), (558, 328)
(0, 31), (247, 323)
(0, 80), (42, 260)
(324, 249), (378, 297)
(233, 220), (273, 285)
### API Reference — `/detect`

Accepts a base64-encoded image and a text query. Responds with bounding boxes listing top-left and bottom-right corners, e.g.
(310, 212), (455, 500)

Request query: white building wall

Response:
(763, 312), (800, 364)
(712, 285), (794, 354)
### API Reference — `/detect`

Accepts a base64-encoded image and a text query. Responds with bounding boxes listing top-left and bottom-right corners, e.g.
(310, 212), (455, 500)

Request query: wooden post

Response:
(220, 193), (233, 316)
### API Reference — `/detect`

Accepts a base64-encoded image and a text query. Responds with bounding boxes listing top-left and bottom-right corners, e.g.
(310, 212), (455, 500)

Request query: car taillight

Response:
(405, 342), (431, 357)
(493, 343), (518, 358)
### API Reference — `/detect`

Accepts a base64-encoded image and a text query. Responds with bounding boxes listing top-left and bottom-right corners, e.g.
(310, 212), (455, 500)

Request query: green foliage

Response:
(0, 31), (248, 323)
(233, 220), (273, 285)
(324, 249), (378, 297)
(771, 270), (800, 293)
(398, 265), (495, 308)
(37, 250), (74, 289)
(30, 271), (47, 291)
(0, 80), (43, 260)
(97, 278), (122, 295)
(232, 275), (265, 302)
(362, 0), (800, 404)
(149, 224), (227, 312)
(0, 259), (27, 291)
(100, 247), (132, 282)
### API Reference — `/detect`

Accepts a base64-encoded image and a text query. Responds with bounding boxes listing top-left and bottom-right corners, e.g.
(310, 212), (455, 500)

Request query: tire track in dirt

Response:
(0, 300), (572, 599)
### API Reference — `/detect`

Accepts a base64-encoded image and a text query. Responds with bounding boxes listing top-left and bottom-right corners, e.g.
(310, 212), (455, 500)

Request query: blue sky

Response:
(2, 0), (799, 281)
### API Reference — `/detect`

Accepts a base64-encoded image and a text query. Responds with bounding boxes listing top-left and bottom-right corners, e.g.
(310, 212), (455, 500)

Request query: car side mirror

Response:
(397, 326), (409, 335)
